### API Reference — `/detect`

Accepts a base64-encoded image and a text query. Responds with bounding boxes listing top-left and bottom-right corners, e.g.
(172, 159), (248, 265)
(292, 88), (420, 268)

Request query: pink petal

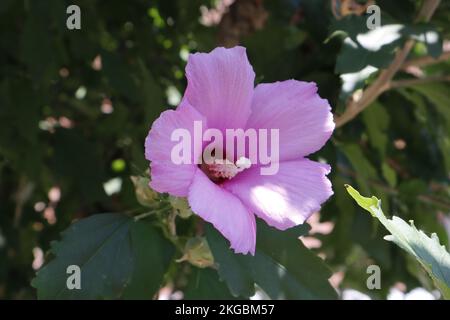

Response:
(247, 80), (334, 161)
(145, 102), (206, 197)
(184, 46), (255, 131)
(223, 159), (333, 230)
(188, 169), (256, 255)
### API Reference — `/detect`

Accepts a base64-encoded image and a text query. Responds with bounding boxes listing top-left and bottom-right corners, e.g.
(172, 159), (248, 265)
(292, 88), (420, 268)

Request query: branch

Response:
(13, 176), (35, 227)
(337, 164), (450, 210)
(389, 75), (450, 89)
(334, 0), (441, 129)
(402, 50), (450, 69)
(217, 0), (268, 47)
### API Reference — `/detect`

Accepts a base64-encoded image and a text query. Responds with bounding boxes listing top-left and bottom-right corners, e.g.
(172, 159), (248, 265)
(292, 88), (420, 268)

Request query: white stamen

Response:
(236, 157), (251, 170)
(207, 157), (252, 179)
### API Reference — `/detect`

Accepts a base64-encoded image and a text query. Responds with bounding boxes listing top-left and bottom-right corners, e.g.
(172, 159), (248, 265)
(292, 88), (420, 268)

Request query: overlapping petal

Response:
(188, 169), (256, 254)
(145, 102), (206, 197)
(223, 159), (333, 230)
(247, 80), (335, 161)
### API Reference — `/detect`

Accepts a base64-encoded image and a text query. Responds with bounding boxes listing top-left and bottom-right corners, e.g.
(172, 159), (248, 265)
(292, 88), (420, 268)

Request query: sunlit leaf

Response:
(345, 185), (450, 299)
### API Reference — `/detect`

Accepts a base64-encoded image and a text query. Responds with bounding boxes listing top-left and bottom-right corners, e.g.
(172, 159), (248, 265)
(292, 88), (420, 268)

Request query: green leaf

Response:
(32, 213), (133, 299)
(340, 143), (378, 195)
(330, 15), (370, 42)
(335, 37), (395, 74)
(32, 213), (174, 299)
(344, 185), (378, 215)
(206, 221), (337, 300)
(409, 84), (450, 174)
(345, 185), (450, 299)
(122, 220), (174, 299)
(334, 21), (442, 74)
(339, 66), (378, 102)
(403, 24), (443, 58)
(381, 162), (397, 187)
(184, 267), (239, 300)
(362, 102), (390, 158)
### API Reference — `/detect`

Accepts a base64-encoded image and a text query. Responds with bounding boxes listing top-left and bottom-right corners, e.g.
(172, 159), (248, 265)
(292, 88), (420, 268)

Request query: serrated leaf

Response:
(32, 213), (174, 299)
(345, 185), (450, 299)
(206, 221), (337, 300)
(32, 213), (133, 299)
(344, 184), (378, 215)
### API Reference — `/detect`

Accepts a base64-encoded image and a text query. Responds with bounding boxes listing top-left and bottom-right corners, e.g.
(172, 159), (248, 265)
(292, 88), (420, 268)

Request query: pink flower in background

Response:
(145, 46), (334, 255)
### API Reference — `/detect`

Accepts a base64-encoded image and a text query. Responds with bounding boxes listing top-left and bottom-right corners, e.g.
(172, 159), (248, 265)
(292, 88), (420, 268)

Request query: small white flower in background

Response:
(166, 85), (182, 106)
(341, 287), (439, 300)
(103, 177), (122, 196)
(75, 86), (87, 100)
(387, 287), (439, 300)
(32, 247), (44, 270)
(250, 288), (270, 300)
(48, 186), (61, 203)
(342, 289), (371, 300)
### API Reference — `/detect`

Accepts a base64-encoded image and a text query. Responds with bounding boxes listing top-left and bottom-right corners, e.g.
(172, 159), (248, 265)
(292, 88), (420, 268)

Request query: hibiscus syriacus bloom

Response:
(145, 46), (334, 255)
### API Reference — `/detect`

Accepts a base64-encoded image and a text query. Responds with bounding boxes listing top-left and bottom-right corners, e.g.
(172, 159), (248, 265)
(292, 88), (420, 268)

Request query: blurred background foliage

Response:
(0, 0), (449, 299)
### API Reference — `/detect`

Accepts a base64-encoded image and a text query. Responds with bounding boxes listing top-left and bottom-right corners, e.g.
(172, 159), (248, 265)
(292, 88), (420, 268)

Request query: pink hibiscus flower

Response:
(145, 46), (334, 255)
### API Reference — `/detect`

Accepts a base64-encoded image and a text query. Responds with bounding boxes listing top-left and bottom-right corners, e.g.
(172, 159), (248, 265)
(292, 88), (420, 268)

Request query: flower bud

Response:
(169, 196), (192, 219)
(177, 237), (214, 268)
(130, 176), (158, 207)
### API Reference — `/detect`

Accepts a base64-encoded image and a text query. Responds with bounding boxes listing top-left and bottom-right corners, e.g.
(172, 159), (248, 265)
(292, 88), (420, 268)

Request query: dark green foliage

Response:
(31, 213), (174, 299)
(0, 0), (449, 299)
(206, 222), (337, 299)
(184, 267), (239, 300)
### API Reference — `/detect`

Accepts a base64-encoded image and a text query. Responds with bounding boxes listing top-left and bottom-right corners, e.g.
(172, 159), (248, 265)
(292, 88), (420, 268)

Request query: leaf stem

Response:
(402, 50), (450, 69)
(389, 75), (450, 89)
(134, 211), (154, 221)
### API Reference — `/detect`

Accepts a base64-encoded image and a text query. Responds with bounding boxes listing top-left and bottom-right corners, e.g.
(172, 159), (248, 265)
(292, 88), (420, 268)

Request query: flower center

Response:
(201, 156), (251, 183)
